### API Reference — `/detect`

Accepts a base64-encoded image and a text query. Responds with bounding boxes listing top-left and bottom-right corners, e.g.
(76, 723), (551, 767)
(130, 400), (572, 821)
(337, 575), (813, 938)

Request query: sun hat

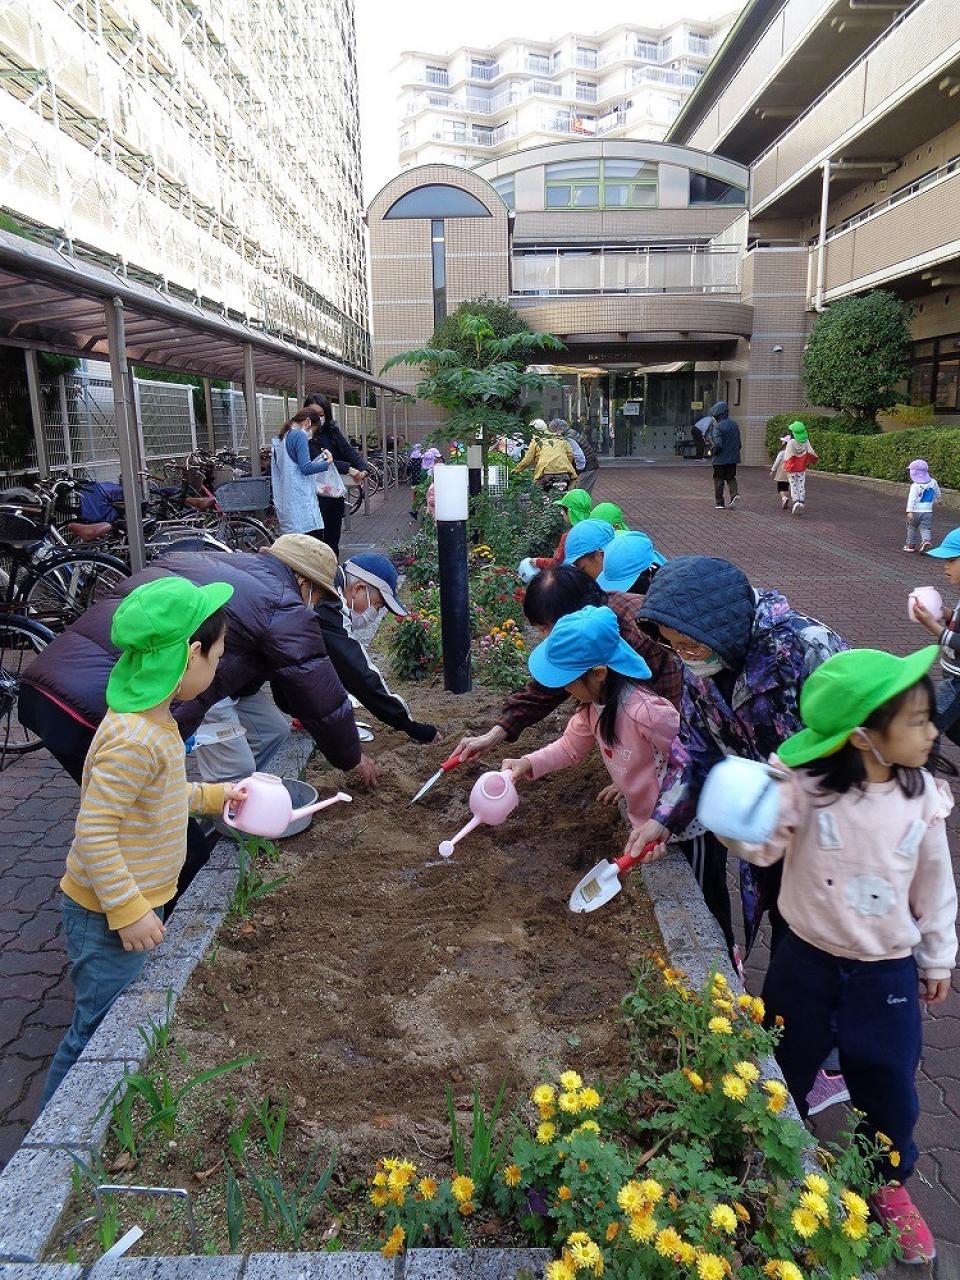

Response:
(590, 501), (629, 532)
(925, 528), (960, 559)
(529, 418), (549, 434)
(267, 534), (339, 599)
(597, 531), (666, 593)
(107, 577), (234, 713)
(555, 489), (593, 524)
(788, 421), (809, 443)
(909, 458), (931, 484)
(343, 551), (407, 616)
(777, 647), (939, 766)
(528, 605), (651, 689)
(563, 518), (616, 565)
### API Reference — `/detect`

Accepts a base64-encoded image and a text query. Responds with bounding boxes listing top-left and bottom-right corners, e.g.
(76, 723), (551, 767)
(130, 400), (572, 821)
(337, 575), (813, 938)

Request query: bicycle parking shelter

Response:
(0, 228), (409, 570)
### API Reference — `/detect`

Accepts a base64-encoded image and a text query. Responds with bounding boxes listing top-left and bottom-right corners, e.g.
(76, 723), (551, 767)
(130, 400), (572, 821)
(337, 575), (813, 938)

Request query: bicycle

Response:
(0, 612), (54, 759)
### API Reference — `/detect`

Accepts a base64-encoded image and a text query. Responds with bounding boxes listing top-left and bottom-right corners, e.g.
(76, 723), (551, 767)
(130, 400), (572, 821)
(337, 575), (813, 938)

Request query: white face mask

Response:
(853, 727), (893, 768)
(350, 585), (380, 629)
(684, 654), (725, 679)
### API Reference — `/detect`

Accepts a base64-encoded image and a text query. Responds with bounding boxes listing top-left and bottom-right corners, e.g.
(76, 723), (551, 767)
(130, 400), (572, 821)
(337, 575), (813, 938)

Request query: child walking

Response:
(40, 577), (247, 1107)
(729, 647), (956, 1263)
(783, 420), (818, 516)
(904, 458), (941, 553)
(770, 434), (791, 511)
(502, 605), (680, 840)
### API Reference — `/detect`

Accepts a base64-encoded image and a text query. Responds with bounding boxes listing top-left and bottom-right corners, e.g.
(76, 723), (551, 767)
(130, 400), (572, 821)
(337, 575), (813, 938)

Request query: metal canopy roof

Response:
(0, 229), (401, 397)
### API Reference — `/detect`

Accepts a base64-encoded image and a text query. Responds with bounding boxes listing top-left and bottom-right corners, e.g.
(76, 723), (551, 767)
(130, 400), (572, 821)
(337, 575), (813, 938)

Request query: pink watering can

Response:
(223, 771), (352, 839)
(908, 585), (943, 622)
(438, 770), (519, 859)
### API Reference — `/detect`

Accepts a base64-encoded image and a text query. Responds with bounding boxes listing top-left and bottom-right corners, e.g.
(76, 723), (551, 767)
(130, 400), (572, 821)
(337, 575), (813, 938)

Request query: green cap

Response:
(590, 501), (629, 532)
(778, 646), (939, 766)
(107, 577), (234, 713)
(789, 421), (809, 444)
(555, 489), (593, 525)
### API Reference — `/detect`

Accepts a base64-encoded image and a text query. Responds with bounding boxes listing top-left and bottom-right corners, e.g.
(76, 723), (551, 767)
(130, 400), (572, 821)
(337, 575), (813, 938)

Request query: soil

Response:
(54, 676), (663, 1258)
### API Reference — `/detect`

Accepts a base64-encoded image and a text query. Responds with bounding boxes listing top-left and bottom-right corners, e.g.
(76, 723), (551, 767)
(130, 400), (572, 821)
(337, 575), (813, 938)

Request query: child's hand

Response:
(223, 782), (248, 805)
(911, 601), (945, 637)
(597, 784), (621, 805)
(118, 909), (166, 953)
(502, 757), (533, 782)
(921, 976), (951, 1005)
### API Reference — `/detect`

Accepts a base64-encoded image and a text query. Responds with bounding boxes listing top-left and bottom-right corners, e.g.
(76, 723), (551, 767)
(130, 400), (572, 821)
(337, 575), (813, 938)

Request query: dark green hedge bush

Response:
(814, 424), (960, 489)
(764, 412), (881, 459)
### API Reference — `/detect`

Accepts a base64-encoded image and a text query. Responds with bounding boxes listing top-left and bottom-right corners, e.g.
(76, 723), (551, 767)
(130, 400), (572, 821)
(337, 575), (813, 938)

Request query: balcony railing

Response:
(428, 123), (515, 146)
(468, 63), (498, 80)
(512, 245), (741, 295)
(631, 65), (702, 88)
(827, 153), (960, 243)
(424, 68), (449, 87)
(576, 50), (599, 69)
(576, 84), (599, 102)
(687, 35), (713, 56)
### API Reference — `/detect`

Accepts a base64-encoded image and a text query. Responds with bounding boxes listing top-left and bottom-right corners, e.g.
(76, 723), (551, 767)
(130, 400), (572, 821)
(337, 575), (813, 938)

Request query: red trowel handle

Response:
(614, 841), (659, 875)
(439, 752), (462, 774)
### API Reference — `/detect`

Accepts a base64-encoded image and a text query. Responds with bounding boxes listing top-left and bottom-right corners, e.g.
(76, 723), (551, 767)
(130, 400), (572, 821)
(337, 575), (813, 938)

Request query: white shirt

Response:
(907, 480), (940, 513)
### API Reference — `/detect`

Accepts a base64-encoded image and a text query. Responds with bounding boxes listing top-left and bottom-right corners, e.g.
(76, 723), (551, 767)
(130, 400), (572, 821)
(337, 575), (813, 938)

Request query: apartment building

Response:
(0, 0), (369, 367)
(668, 0), (960, 440)
(395, 18), (734, 171)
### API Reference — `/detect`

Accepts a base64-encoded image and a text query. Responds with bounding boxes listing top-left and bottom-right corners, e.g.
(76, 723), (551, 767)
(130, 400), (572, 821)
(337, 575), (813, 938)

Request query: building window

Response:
(384, 184), (492, 218)
(490, 174), (515, 209)
(544, 158), (658, 209)
(425, 65), (449, 86)
(909, 333), (960, 411)
(735, 378), (742, 406)
(576, 46), (598, 69)
(431, 219), (446, 327)
(527, 52), (550, 75)
(689, 173), (747, 206)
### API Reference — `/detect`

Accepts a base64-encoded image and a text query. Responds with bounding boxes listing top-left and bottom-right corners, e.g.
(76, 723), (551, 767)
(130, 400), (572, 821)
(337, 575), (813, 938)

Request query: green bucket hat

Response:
(555, 489), (593, 524)
(590, 501), (629, 532)
(778, 646), (938, 766)
(789, 421), (809, 444)
(107, 577), (234, 713)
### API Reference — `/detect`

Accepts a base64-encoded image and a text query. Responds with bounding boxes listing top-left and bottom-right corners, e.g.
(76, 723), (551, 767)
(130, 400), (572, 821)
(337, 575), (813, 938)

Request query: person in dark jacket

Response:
(304, 394), (368, 556)
(708, 401), (742, 509)
(555, 420), (600, 495)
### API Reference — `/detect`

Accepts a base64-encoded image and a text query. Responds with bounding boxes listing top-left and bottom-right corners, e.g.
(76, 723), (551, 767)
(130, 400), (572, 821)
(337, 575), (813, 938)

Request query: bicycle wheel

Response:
(23, 552), (130, 631)
(345, 482), (364, 515)
(220, 514), (272, 553)
(364, 464), (383, 496)
(0, 614), (54, 757)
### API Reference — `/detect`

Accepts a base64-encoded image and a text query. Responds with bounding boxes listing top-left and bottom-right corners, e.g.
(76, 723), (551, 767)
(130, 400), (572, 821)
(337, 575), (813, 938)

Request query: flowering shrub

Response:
(476, 617), (528, 692)
(386, 610), (441, 681)
(365, 962), (899, 1277)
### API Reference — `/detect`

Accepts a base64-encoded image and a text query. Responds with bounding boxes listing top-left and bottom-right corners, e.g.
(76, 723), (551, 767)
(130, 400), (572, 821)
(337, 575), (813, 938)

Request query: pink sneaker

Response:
(871, 1184), (936, 1264)
(805, 1069), (850, 1115)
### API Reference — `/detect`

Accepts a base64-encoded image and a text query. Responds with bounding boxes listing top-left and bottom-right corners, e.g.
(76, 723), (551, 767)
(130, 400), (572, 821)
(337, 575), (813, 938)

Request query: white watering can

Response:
(696, 757), (789, 845)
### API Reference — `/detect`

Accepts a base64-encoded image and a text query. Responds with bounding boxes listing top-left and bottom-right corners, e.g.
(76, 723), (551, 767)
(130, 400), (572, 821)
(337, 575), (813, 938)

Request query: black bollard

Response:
(434, 465), (472, 694)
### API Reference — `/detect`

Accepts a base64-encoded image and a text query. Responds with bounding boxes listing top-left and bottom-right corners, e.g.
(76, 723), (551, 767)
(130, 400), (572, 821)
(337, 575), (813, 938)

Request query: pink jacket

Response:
(522, 686), (680, 829)
(729, 762), (957, 979)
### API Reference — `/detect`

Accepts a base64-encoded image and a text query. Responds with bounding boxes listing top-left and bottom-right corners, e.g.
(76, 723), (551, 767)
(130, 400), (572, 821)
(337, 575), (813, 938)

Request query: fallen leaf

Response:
(476, 1218), (502, 1238)
(240, 921), (256, 935)
(109, 1151), (136, 1173)
(194, 1158), (224, 1182)
(322, 1218), (342, 1242)
(370, 1113), (399, 1129)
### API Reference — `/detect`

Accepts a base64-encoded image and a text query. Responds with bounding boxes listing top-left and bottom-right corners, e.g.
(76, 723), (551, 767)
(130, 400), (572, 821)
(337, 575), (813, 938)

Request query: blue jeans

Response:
(905, 511), (933, 549)
(935, 672), (960, 747)
(40, 895), (156, 1108)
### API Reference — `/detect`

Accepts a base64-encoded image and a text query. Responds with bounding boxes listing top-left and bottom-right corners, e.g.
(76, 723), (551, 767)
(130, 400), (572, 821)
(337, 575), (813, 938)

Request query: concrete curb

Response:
(810, 469), (960, 511)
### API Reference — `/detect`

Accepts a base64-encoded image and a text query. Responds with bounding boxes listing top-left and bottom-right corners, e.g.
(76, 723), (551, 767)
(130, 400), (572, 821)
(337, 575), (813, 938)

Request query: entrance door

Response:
(644, 374), (694, 455)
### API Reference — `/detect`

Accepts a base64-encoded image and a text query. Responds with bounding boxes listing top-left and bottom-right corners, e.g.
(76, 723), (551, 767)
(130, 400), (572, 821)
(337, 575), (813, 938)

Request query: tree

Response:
(381, 312), (563, 487)
(430, 297), (531, 369)
(802, 291), (912, 424)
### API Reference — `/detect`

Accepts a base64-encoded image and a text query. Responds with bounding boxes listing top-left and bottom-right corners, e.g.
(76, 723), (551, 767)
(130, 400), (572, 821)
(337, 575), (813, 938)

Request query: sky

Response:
(355, 0), (734, 204)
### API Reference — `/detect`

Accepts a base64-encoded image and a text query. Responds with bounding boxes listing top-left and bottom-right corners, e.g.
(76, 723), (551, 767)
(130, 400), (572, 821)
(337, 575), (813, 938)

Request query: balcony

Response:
(576, 84), (599, 103)
(512, 244), (741, 296)
(751, 0), (960, 214)
(423, 68), (449, 87)
(811, 160), (960, 303)
(468, 62), (498, 81)
(631, 65), (702, 89)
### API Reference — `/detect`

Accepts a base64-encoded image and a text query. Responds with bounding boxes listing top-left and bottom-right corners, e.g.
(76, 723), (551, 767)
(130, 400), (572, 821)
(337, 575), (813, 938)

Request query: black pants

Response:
(764, 931), (921, 1182)
(678, 832), (734, 954)
(316, 496), (345, 558)
(18, 685), (217, 900)
(713, 464), (738, 505)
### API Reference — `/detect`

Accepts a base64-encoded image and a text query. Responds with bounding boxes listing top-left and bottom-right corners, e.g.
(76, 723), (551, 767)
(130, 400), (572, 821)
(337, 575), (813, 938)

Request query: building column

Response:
(815, 159), (832, 312)
(243, 343), (261, 475)
(104, 298), (147, 572)
(297, 359), (306, 406)
(361, 382), (370, 516)
(23, 349), (50, 481)
(202, 377), (216, 451)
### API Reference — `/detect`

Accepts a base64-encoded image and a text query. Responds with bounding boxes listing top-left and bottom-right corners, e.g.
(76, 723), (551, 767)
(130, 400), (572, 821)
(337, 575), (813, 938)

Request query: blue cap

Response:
(528, 605), (652, 688)
(343, 551), (407, 615)
(926, 529), (960, 559)
(597, 531), (666, 593)
(563, 518), (616, 565)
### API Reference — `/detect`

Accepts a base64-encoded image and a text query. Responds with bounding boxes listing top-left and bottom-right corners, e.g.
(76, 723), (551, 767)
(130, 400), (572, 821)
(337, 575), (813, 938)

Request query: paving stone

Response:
(0, 1145), (76, 1261)
(246, 1253), (394, 1280)
(20, 1058), (134, 1154)
(88, 1260), (244, 1280)
(405, 1249), (552, 1279)
(0, 1267), (82, 1280)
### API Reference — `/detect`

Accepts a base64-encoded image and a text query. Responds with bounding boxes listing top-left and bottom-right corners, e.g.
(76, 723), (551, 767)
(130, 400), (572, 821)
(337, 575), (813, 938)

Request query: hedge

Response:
(764, 413), (880, 458)
(766, 415), (960, 489)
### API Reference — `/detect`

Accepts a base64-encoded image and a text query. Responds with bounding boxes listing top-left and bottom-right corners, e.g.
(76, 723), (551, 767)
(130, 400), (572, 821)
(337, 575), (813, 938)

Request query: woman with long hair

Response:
(304, 394), (368, 555)
(270, 409), (331, 537)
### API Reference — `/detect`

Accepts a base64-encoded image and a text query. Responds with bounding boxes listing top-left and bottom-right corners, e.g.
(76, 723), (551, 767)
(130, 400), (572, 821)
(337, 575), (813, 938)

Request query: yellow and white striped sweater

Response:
(61, 711), (225, 929)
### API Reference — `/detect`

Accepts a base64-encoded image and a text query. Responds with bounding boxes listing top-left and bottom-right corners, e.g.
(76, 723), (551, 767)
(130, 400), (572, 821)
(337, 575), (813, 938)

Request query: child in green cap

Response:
(590, 500), (629, 532)
(782, 420), (818, 516)
(518, 488), (592, 585)
(40, 577), (248, 1107)
(725, 646), (955, 1264)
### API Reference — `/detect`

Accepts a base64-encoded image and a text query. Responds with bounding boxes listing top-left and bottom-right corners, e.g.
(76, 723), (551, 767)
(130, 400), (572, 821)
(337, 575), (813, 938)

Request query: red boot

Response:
(871, 1184), (935, 1264)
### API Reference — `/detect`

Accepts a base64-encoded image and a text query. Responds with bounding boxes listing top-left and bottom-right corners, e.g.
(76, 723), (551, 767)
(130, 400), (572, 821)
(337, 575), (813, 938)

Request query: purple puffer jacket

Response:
(19, 549), (361, 772)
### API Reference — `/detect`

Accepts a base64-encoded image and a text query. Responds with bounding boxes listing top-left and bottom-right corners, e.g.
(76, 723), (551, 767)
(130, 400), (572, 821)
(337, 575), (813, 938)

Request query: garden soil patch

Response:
(180, 681), (660, 1174)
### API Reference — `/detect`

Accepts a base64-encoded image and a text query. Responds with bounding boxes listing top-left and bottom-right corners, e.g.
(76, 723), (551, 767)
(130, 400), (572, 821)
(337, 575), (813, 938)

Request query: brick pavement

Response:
(2, 466), (960, 1274)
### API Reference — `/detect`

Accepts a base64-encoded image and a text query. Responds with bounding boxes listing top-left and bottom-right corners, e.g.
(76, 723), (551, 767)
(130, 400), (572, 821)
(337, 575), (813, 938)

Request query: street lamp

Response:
(466, 444), (483, 498)
(433, 464), (472, 694)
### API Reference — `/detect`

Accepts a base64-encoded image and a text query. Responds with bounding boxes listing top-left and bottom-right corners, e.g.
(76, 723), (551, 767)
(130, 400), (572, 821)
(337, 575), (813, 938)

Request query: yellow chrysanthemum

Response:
(710, 1203), (738, 1234)
(697, 1255), (727, 1280)
(841, 1214), (868, 1240)
(605, 1222), (620, 1242)
(712, 996), (734, 1013)
(840, 1189), (869, 1218)
(799, 1190), (830, 1223)
(791, 1207), (820, 1239)
(546, 1261), (576, 1280)
(638, 1178), (664, 1205)
(539, 1102), (557, 1121)
(370, 1188), (388, 1208)
(451, 1174), (475, 1204)
(712, 973), (729, 990)
(559, 1070), (583, 1090)
(537, 1121), (556, 1144)
(889, 1151), (901, 1168)
(875, 1131), (893, 1149)
(683, 1068), (706, 1092)
(804, 1173), (830, 1196)
(734, 1060), (760, 1082)
(750, 996), (765, 1022)
(558, 1185), (573, 1202)
(532, 1084), (556, 1107)
(387, 1160), (417, 1192)
(721, 1073), (749, 1102)
(654, 1227), (684, 1258)
(576, 1119), (601, 1134)
(567, 1237), (603, 1274)
(558, 1090), (582, 1114)
(503, 1164), (522, 1187)
(628, 1213), (658, 1243)
(381, 1224), (405, 1259)
(578, 1087), (601, 1110)
(708, 1016), (732, 1035)
(458, 1200), (475, 1216)
(764, 1263), (803, 1280)
(763, 1079), (789, 1113)
(737, 993), (754, 1010)
(734, 1201), (750, 1223)
(373, 1170), (388, 1187)
(677, 1242), (697, 1265)
(418, 1176), (438, 1200)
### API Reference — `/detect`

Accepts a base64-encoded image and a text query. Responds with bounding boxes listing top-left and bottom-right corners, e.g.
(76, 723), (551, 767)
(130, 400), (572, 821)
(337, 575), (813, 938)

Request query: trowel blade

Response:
(568, 859), (622, 913)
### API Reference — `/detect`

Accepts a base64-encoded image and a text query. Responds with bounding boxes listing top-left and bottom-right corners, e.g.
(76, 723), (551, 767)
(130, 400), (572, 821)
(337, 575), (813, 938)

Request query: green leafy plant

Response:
(229, 840), (288, 920)
(135, 989), (175, 1061)
(802, 290), (913, 423)
(385, 610), (442, 681)
(68, 1153), (122, 1251)
(446, 1080), (514, 1204)
(257, 1094), (289, 1159)
(225, 1163), (245, 1250)
(242, 1149), (336, 1247)
(107, 1052), (256, 1150)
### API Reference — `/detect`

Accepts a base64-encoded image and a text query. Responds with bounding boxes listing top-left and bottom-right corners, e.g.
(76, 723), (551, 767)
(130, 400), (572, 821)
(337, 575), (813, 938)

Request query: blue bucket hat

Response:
(528, 605), (651, 688)
(925, 529), (960, 559)
(343, 552), (407, 616)
(597, 531), (666, 593)
(563, 518), (616, 566)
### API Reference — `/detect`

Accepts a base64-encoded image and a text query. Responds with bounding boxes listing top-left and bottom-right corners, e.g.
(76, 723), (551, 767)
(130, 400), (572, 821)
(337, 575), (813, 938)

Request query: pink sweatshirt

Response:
(522, 686), (680, 829)
(729, 762), (958, 979)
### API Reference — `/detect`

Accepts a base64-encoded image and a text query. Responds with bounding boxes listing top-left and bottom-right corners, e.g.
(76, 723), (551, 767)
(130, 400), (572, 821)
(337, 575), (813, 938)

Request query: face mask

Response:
(853, 727), (893, 768)
(684, 654), (725, 679)
(350, 586), (379, 629)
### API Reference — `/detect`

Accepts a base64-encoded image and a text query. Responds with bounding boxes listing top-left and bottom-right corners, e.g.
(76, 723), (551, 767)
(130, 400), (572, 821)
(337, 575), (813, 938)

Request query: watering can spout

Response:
(439, 815), (482, 859)
(290, 791), (352, 822)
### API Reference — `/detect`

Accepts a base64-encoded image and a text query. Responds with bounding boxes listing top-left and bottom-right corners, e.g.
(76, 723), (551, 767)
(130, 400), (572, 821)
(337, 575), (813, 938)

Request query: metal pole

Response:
(380, 390), (388, 490)
(57, 374), (73, 476)
(337, 375), (351, 533)
(104, 298), (147, 572)
(24, 349), (50, 480)
(297, 359), (307, 406)
(243, 343), (261, 475)
(392, 393), (399, 490)
(186, 382), (198, 453)
(438, 519), (471, 692)
(361, 383), (370, 517)
(202, 377), (215, 451)
(403, 400), (410, 448)
(815, 159), (832, 312)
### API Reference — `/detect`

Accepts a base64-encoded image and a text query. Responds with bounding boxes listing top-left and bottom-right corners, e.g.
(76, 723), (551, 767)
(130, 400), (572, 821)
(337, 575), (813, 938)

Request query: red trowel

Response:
(568, 843), (658, 914)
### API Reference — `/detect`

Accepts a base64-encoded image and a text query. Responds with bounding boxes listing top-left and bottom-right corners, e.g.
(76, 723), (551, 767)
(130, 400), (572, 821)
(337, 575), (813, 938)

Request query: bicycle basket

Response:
(214, 476), (271, 512)
(0, 508), (44, 548)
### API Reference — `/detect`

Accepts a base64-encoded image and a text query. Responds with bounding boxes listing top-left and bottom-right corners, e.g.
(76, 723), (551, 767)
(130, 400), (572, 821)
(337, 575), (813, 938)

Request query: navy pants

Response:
(764, 931), (921, 1182)
(935, 673), (960, 747)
